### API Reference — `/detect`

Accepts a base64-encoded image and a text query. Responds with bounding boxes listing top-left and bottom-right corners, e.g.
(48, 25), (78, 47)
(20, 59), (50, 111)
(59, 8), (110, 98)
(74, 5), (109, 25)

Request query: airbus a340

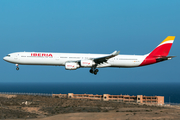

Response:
(3, 36), (175, 75)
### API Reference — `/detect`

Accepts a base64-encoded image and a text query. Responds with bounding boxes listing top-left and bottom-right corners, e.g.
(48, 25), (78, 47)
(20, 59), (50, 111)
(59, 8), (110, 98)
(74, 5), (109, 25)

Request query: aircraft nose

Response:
(3, 56), (7, 61)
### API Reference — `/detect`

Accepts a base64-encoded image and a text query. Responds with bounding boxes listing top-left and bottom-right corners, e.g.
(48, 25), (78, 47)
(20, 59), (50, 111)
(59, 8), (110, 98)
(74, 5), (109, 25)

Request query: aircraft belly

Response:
(18, 57), (63, 66)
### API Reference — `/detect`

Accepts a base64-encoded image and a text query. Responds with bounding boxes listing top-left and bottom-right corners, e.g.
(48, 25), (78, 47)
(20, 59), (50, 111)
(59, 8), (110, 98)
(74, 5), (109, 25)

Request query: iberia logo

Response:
(67, 65), (75, 67)
(31, 53), (53, 57)
(83, 62), (90, 65)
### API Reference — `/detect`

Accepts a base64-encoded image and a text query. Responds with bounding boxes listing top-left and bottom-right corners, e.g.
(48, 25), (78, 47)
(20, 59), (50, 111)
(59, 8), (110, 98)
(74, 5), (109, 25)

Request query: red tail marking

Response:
(140, 43), (173, 66)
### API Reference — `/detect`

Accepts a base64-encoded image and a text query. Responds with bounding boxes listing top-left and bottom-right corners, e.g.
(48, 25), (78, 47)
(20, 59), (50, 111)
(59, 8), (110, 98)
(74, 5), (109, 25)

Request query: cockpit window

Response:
(6, 55), (10, 57)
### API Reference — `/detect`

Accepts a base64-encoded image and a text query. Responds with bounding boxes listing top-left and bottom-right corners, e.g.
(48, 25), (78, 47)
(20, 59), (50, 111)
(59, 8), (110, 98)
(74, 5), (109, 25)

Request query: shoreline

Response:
(0, 94), (180, 119)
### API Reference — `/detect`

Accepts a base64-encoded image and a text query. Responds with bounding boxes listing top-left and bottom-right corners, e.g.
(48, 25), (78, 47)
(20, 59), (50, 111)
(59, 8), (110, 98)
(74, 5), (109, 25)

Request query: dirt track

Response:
(0, 94), (180, 120)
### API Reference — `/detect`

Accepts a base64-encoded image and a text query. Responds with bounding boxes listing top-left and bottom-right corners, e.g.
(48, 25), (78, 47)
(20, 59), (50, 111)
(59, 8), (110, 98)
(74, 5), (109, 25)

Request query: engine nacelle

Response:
(65, 62), (79, 70)
(80, 60), (94, 67)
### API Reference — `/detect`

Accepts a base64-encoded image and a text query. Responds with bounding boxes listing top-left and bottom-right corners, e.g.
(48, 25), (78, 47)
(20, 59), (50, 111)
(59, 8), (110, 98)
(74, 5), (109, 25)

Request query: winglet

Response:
(111, 51), (120, 56)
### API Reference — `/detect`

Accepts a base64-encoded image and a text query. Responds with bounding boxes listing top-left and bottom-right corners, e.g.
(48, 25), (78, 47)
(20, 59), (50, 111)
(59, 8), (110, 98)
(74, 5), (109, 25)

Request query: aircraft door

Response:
(55, 55), (60, 60)
(14, 53), (19, 60)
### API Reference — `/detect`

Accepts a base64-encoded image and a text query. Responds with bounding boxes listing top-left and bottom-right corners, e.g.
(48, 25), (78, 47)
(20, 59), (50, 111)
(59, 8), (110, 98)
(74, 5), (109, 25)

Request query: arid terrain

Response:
(0, 94), (180, 120)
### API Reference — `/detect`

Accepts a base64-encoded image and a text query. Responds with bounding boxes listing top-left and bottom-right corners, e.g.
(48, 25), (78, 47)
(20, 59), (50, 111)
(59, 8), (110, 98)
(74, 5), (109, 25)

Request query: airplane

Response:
(3, 36), (175, 75)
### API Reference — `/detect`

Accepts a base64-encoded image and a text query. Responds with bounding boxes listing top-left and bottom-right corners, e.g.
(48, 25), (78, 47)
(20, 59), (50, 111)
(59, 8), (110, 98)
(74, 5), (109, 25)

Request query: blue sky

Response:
(0, 0), (180, 83)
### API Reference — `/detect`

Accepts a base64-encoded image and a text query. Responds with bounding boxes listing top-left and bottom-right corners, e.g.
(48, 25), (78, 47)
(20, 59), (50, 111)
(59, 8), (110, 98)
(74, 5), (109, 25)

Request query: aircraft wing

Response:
(93, 51), (120, 64)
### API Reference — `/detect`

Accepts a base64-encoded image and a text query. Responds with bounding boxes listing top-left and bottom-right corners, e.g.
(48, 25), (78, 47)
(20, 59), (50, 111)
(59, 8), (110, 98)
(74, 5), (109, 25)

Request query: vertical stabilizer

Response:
(148, 36), (175, 57)
(140, 36), (175, 66)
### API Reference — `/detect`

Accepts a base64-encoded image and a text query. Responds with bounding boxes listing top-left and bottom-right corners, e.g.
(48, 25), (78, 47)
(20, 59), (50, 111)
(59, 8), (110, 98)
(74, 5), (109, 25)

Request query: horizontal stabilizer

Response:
(156, 56), (176, 62)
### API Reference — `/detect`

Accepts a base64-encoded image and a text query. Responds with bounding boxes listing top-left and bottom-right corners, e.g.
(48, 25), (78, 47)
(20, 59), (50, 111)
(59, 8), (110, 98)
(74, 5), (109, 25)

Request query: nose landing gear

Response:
(16, 64), (19, 71)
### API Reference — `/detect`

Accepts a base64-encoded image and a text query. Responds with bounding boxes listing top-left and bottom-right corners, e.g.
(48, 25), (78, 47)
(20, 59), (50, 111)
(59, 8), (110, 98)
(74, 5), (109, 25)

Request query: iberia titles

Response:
(31, 53), (53, 57)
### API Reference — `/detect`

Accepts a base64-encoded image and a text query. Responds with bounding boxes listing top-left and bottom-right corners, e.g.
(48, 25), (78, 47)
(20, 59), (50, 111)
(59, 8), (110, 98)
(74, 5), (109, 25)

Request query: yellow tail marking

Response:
(160, 36), (175, 45)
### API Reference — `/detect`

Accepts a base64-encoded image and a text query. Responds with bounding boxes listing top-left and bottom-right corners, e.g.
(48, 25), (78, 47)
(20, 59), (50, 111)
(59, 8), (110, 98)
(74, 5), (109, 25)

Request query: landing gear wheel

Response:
(90, 69), (93, 73)
(16, 67), (19, 71)
(94, 69), (99, 75)
(90, 65), (99, 75)
(95, 69), (99, 73)
(94, 71), (97, 75)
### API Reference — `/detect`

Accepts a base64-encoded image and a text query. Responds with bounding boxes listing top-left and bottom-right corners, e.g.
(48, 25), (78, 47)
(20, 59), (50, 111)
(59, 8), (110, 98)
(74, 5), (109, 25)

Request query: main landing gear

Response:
(16, 64), (19, 71)
(89, 67), (99, 75)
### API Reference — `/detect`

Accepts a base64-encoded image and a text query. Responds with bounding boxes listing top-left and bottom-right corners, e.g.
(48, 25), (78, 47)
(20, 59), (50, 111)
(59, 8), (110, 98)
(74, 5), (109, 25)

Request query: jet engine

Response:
(65, 62), (80, 70)
(80, 60), (95, 67)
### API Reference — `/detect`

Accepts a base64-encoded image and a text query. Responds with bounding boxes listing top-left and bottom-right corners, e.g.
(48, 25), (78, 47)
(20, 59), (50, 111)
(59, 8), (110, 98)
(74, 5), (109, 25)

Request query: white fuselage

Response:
(3, 52), (146, 68)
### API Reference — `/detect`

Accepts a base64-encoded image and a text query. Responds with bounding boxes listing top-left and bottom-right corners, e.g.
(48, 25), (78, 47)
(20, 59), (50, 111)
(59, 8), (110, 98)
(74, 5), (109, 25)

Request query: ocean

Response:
(0, 82), (179, 104)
